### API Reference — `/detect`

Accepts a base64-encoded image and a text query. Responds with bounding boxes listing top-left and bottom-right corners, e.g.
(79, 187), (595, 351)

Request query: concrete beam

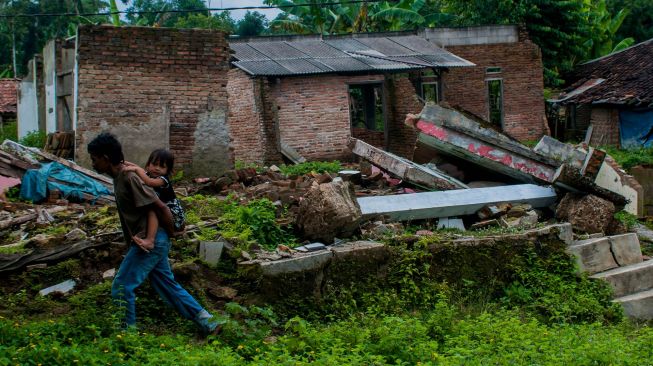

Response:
(348, 138), (467, 190)
(357, 184), (557, 221)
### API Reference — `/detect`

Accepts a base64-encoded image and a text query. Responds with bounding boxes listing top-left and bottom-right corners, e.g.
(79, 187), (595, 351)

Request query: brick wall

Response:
(442, 40), (546, 142)
(268, 74), (385, 161)
(228, 69), (283, 164)
(75, 25), (231, 176)
(387, 75), (422, 159)
(589, 107), (621, 146)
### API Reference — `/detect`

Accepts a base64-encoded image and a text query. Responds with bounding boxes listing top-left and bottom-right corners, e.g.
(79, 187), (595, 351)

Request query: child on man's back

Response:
(125, 149), (186, 251)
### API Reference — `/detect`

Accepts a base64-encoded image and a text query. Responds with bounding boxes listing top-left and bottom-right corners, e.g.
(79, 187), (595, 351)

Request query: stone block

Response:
(102, 268), (116, 280)
(609, 233), (642, 266)
(199, 241), (225, 267)
(614, 288), (653, 320)
(330, 241), (387, 261)
(567, 238), (618, 274)
(591, 260), (653, 297)
(258, 251), (333, 276)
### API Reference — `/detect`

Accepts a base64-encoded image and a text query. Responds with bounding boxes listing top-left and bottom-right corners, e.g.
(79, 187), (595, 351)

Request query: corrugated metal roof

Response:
(231, 35), (474, 76)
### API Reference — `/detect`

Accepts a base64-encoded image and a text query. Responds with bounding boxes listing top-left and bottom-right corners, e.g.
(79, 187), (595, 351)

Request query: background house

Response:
(229, 25), (547, 165)
(0, 79), (18, 126)
(550, 38), (653, 147)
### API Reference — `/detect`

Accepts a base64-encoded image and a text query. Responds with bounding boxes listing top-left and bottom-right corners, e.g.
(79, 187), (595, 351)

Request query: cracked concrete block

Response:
(591, 260), (653, 297)
(39, 279), (76, 296)
(568, 238), (618, 274)
(258, 251), (333, 276)
(614, 288), (653, 320)
(199, 241), (225, 267)
(331, 241), (387, 261)
(609, 233), (642, 266)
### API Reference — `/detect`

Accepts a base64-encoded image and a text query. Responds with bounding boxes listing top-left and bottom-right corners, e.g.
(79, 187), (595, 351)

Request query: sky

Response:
(116, 0), (282, 21)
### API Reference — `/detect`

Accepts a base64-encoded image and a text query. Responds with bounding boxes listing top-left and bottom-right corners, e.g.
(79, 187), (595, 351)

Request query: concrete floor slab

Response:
(590, 260), (653, 297)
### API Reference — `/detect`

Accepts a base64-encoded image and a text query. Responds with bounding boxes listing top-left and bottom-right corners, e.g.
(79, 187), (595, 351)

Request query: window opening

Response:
(486, 66), (502, 74)
(487, 79), (503, 126)
(421, 82), (439, 103)
(349, 84), (384, 131)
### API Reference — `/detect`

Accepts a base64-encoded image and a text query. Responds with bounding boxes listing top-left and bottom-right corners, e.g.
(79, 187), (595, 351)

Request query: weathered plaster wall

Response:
(75, 25), (231, 175)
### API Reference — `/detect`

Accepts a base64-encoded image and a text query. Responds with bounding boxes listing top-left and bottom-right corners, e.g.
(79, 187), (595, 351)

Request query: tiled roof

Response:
(0, 79), (19, 114)
(231, 35), (474, 76)
(557, 39), (653, 107)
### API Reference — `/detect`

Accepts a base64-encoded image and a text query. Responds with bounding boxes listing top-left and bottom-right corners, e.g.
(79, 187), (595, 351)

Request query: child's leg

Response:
(133, 211), (158, 251)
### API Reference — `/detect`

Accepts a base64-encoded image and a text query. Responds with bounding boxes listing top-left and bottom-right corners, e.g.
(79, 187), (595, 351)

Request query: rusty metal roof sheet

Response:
(230, 35), (474, 76)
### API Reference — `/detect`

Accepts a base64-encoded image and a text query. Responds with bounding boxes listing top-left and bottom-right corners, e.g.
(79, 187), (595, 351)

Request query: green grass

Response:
(602, 146), (653, 170)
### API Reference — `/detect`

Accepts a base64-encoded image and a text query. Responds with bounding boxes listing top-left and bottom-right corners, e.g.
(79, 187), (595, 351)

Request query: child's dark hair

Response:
(146, 149), (174, 173)
(87, 132), (124, 164)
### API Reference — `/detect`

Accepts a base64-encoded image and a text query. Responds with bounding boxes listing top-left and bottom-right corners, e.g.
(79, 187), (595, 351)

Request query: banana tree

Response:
(582, 0), (634, 61)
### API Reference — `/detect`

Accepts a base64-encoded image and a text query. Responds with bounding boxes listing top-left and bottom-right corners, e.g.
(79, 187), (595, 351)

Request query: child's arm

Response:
(123, 165), (167, 188)
(133, 210), (158, 252)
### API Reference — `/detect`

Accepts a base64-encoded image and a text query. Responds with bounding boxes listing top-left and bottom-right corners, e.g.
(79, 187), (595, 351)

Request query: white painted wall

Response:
(17, 60), (39, 139)
(43, 40), (57, 133)
(595, 163), (640, 216)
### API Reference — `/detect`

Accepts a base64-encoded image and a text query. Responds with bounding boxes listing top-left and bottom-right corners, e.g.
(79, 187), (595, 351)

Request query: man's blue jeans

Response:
(111, 228), (205, 327)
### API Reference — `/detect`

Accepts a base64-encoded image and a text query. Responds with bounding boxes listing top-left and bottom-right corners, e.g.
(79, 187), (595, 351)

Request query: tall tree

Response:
(236, 11), (268, 37)
(173, 12), (236, 32)
(608, 0), (653, 44)
(125, 0), (207, 27)
(0, 0), (109, 76)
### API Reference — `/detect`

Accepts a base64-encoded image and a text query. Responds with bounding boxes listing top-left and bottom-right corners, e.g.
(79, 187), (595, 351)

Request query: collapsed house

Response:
(15, 25), (547, 174)
(549, 38), (653, 146)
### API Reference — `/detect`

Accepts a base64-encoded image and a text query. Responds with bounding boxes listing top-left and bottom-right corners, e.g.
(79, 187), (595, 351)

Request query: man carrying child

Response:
(87, 132), (219, 334)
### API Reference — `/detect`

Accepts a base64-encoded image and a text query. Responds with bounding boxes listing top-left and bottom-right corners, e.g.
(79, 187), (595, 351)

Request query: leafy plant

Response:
(279, 161), (342, 176)
(19, 130), (47, 149)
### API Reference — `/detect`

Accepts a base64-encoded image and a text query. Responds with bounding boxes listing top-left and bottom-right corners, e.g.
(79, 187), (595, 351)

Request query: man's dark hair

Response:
(146, 149), (175, 173)
(87, 132), (124, 164)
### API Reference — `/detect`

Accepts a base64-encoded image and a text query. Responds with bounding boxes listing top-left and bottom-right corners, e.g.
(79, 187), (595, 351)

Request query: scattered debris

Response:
(294, 243), (327, 252)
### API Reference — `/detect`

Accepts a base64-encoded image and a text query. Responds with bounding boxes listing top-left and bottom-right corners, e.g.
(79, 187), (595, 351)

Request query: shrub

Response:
(19, 130), (47, 149)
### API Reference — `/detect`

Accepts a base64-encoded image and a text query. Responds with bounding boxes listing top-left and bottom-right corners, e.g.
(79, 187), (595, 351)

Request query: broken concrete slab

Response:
(567, 237), (619, 274)
(348, 138), (468, 190)
(199, 240), (225, 267)
(280, 141), (306, 164)
(357, 184), (556, 222)
(252, 250), (333, 277)
(608, 233), (642, 267)
(330, 241), (387, 261)
(590, 260), (653, 297)
(294, 243), (327, 252)
(411, 104), (629, 208)
(39, 279), (76, 296)
(594, 157), (643, 216)
(614, 288), (653, 320)
(533, 135), (606, 179)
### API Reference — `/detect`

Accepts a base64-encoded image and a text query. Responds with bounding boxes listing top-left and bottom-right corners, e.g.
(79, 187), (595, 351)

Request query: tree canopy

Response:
(0, 0), (646, 85)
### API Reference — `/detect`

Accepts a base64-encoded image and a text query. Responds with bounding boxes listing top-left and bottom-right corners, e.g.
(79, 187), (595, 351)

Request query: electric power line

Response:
(0, 0), (390, 19)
